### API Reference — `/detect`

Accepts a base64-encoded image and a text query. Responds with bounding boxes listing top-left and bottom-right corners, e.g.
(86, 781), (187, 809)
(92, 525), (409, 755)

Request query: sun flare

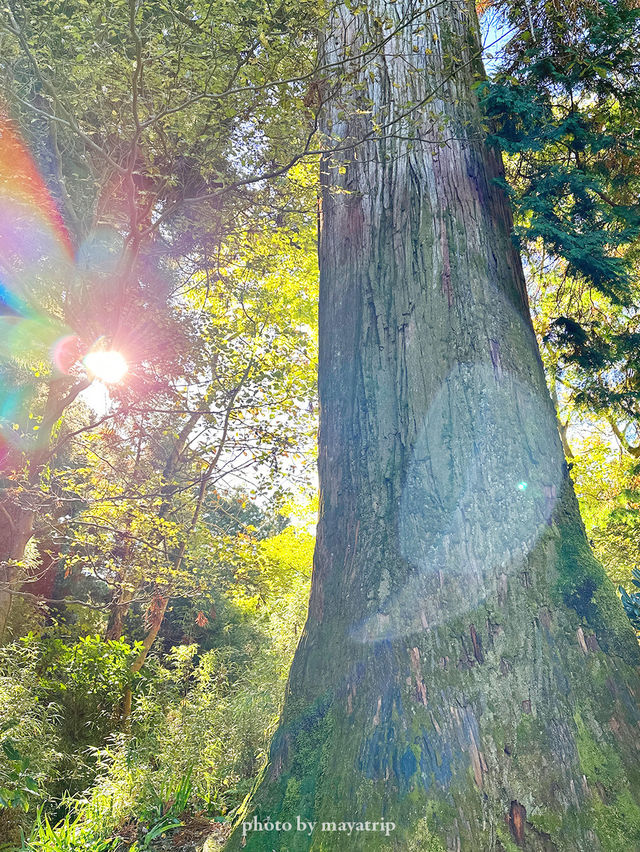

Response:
(83, 349), (128, 384)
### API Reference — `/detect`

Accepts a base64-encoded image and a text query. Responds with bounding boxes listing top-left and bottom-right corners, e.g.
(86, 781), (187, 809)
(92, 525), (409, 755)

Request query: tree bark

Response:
(0, 496), (35, 641)
(225, 1), (640, 849)
(121, 592), (169, 723)
(104, 583), (134, 641)
(0, 377), (87, 639)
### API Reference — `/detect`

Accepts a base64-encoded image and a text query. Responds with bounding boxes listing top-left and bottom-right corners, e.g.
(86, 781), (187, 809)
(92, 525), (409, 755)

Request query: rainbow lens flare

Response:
(0, 117), (135, 472)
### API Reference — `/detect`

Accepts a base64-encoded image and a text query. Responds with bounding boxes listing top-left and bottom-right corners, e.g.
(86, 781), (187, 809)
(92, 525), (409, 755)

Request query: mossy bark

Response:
(225, 1), (640, 849)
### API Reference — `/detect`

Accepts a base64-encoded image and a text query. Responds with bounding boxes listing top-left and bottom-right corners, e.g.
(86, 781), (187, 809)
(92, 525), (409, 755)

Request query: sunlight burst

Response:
(83, 350), (128, 384)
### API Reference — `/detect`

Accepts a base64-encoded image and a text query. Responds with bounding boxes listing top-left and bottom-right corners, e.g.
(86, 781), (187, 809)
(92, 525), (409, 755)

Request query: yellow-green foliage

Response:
(66, 525), (313, 840)
(571, 432), (640, 589)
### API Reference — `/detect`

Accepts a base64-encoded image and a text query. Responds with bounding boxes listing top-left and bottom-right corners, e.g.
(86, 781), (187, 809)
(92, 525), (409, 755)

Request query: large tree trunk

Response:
(225, 1), (640, 849)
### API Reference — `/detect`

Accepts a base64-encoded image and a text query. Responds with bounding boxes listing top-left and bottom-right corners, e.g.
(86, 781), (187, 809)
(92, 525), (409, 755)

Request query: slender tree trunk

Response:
(121, 592), (168, 723)
(0, 378), (87, 639)
(0, 497), (34, 641)
(105, 584), (134, 641)
(105, 530), (135, 641)
(119, 415), (208, 720)
(225, 1), (640, 850)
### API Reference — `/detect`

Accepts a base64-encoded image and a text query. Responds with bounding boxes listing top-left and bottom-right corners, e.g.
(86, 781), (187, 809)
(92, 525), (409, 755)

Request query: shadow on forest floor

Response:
(114, 814), (231, 852)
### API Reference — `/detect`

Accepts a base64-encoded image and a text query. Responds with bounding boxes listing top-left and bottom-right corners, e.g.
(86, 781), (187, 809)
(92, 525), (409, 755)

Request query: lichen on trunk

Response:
(224, 1), (640, 849)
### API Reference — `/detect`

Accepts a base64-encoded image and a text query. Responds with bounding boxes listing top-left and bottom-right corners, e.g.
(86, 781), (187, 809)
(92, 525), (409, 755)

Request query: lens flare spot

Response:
(517, 481), (528, 492)
(83, 350), (128, 384)
(52, 334), (82, 374)
(0, 387), (26, 421)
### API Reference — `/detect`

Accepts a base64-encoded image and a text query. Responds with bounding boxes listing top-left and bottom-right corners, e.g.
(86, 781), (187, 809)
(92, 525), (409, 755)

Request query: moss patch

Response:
(406, 817), (448, 852)
(590, 790), (640, 852)
(552, 481), (640, 665)
(574, 710), (623, 796)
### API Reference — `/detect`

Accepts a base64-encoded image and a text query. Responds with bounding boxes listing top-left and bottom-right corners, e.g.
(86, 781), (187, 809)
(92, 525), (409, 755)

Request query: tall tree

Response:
(0, 0), (320, 638)
(479, 0), (640, 461)
(226, 0), (640, 849)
